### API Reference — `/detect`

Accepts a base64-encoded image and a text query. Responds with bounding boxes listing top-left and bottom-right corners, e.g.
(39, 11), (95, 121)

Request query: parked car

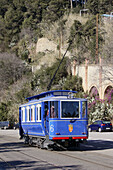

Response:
(0, 121), (9, 129)
(88, 120), (112, 132)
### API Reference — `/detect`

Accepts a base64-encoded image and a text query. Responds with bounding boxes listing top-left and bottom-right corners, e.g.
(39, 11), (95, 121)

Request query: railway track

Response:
(0, 135), (113, 169)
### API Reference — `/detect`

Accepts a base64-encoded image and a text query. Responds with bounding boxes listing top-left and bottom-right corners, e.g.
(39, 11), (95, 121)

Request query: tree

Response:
(0, 53), (28, 91)
(69, 20), (86, 63)
(101, 22), (113, 61)
(83, 17), (97, 61)
(0, 0), (9, 17)
(88, 96), (113, 123)
(43, 0), (69, 23)
(68, 16), (103, 63)
(23, 0), (42, 29)
(0, 102), (9, 121)
(86, 0), (113, 15)
(4, 6), (24, 46)
(99, 0), (113, 13)
(70, 0), (73, 9)
(31, 58), (69, 91)
(63, 75), (83, 92)
(15, 88), (31, 103)
(57, 19), (67, 58)
(86, 0), (100, 15)
(0, 16), (6, 51)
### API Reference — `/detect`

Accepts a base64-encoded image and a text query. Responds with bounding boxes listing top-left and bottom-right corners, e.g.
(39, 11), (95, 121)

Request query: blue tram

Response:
(19, 90), (88, 149)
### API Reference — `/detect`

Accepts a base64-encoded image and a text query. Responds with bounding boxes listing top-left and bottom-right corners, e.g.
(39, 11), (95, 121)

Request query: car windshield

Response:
(61, 101), (79, 118)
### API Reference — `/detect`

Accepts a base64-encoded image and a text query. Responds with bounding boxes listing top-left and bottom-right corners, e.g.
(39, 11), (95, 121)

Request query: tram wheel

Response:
(24, 136), (29, 144)
(29, 137), (33, 146)
(37, 138), (44, 149)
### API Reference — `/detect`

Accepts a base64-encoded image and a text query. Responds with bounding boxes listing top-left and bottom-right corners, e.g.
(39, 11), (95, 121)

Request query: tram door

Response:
(44, 102), (49, 135)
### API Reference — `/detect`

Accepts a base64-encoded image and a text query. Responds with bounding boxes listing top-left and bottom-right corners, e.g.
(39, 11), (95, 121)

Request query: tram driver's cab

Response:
(44, 101), (58, 135)
(43, 95), (87, 141)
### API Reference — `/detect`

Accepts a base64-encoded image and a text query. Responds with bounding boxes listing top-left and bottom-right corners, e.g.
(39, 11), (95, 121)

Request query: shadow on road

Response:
(0, 159), (82, 170)
(79, 139), (113, 151)
(0, 138), (113, 152)
(0, 141), (82, 169)
(0, 139), (113, 169)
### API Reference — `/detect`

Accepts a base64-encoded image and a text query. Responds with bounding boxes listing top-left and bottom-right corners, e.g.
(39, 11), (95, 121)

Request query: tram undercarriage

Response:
(23, 134), (85, 150)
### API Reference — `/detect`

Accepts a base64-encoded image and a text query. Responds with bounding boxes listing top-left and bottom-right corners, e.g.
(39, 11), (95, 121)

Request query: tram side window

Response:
(50, 101), (58, 118)
(39, 106), (41, 121)
(21, 111), (23, 121)
(82, 101), (87, 118)
(44, 102), (49, 118)
(36, 107), (38, 121)
(21, 107), (25, 122)
(31, 108), (33, 121)
(31, 105), (35, 121)
(26, 106), (30, 122)
(36, 104), (41, 122)
(29, 108), (30, 121)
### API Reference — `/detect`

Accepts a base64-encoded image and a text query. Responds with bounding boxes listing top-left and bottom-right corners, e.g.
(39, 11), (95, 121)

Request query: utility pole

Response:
(59, 32), (61, 59)
(84, 0), (86, 8)
(82, 0), (83, 8)
(96, 14), (99, 64)
(99, 57), (102, 99)
(70, 0), (73, 9)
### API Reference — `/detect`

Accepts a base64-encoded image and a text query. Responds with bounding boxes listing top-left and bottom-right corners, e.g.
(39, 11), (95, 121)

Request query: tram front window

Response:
(61, 101), (79, 118)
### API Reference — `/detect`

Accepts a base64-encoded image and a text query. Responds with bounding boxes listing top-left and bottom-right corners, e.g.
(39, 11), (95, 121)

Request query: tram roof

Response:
(26, 90), (77, 101)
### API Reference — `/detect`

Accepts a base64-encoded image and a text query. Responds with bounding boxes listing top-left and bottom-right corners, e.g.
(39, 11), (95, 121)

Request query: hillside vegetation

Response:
(0, 0), (113, 122)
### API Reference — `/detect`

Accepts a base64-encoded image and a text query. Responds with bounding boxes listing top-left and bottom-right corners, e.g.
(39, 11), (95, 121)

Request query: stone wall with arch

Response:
(71, 59), (113, 99)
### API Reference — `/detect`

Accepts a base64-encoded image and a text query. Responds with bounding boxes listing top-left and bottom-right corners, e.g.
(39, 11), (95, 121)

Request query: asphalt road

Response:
(0, 130), (113, 170)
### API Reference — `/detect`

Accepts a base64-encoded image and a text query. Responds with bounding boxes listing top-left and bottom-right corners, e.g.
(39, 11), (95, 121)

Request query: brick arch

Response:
(89, 85), (99, 98)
